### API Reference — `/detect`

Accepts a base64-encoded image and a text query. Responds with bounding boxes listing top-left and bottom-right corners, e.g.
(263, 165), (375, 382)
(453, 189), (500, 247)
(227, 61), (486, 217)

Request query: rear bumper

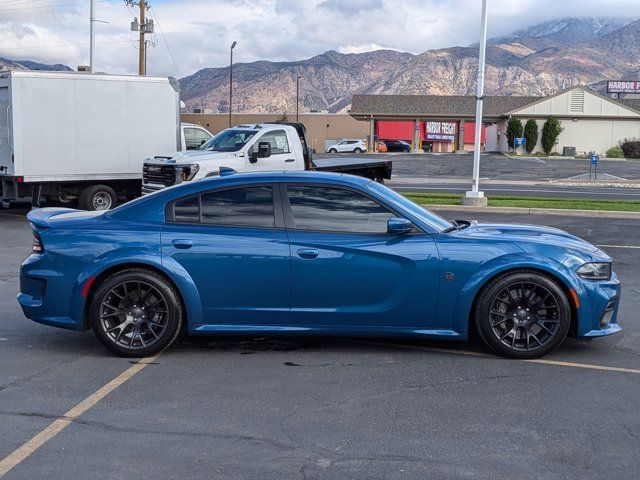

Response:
(18, 253), (83, 331)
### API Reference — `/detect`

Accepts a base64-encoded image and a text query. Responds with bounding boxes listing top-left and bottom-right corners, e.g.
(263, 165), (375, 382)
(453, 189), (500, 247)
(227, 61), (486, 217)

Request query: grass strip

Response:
(401, 192), (640, 212)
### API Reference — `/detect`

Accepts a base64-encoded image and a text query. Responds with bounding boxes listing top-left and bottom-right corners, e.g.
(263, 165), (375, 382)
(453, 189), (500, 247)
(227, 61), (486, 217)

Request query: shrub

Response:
(620, 138), (640, 158)
(606, 146), (624, 158)
(506, 118), (524, 150)
(523, 119), (538, 153)
(541, 117), (563, 155)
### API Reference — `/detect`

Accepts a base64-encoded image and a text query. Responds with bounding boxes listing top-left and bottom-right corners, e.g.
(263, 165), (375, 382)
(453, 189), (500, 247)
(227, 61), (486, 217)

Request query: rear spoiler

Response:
(27, 208), (76, 229)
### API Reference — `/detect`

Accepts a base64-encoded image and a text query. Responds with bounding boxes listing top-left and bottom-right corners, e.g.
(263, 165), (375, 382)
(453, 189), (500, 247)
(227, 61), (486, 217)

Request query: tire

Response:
(79, 184), (117, 211)
(328, 148), (337, 154)
(354, 148), (363, 153)
(89, 268), (183, 357)
(474, 270), (571, 359)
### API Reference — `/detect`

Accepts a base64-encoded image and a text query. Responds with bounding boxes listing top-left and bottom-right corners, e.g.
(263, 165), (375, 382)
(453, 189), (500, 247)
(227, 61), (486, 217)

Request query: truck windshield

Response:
(199, 129), (257, 152)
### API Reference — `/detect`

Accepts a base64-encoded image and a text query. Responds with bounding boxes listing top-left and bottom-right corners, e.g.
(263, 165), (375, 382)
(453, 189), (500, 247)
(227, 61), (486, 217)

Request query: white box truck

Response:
(0, 71), (191, 210)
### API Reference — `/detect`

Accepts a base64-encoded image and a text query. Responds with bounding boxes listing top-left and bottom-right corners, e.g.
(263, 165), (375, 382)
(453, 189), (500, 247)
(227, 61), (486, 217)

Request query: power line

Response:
(0, 1), (82, 14)
(0, 40), (129, 50)
(149, 5), (180, 77)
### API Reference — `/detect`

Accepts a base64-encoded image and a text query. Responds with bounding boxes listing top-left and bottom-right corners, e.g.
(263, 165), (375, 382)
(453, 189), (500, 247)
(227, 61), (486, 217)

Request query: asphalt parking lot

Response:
(0, 208), (639, 479)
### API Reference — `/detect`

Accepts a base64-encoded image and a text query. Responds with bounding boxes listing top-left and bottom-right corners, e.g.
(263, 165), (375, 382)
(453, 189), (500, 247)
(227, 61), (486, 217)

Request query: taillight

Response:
(32, 233), (43, 253)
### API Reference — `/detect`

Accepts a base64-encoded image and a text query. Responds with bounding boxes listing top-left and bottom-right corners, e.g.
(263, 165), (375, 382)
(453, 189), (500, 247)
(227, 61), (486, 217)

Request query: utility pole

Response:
(126, 1), (153, 75)
(138, 0), (147, 75)
(296, 75), (302, 122)
(90, 0), (95, 72)
(462, 0), (488, 207)
(229, 41), (237, 127)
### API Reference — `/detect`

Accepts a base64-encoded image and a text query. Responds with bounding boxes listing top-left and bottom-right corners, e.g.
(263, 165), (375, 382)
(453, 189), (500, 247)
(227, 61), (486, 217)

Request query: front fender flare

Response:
(451, 253), (583, 333)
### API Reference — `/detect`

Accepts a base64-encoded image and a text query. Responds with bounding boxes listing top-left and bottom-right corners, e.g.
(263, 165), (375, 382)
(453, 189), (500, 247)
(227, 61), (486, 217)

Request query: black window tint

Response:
(287, 186), (396, 233)
(200, 187), (274, 228)
(174, 196), (200, 222)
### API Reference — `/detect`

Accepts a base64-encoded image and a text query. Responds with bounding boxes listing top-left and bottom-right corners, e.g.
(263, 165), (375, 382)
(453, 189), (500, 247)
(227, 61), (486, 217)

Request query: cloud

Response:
(0, 0), (636, 78)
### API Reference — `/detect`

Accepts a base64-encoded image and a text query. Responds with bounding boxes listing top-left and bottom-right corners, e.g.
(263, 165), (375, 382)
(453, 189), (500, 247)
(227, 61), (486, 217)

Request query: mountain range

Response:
(4, 17), (640, 114)
(178, 17), (640, 114)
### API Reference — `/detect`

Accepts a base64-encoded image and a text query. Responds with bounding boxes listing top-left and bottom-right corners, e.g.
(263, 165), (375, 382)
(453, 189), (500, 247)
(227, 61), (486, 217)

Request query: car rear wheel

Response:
(328, 148), (337, 154)
(79, 184), (117, 211)
(354, 148), (363, 153)
(90, 268), (183, 357)
(474, 270), (571, 358)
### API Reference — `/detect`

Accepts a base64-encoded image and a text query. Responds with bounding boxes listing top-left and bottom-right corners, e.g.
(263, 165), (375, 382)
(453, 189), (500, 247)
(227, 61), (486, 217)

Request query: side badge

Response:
(444, 272), (455, 283)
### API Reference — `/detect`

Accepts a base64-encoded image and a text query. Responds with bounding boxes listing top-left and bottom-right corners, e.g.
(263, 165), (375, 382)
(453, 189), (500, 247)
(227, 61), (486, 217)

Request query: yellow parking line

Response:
(0, 355), (159, 478)
(358, 341), (640, 375)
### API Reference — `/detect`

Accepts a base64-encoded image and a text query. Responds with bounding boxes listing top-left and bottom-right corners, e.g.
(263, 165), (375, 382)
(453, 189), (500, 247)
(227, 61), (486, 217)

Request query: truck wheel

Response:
(79, 184), (117, 211)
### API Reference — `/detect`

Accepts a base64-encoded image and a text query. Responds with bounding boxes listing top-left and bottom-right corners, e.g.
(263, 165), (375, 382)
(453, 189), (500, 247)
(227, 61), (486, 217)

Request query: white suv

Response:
(326, 139), (367, 154)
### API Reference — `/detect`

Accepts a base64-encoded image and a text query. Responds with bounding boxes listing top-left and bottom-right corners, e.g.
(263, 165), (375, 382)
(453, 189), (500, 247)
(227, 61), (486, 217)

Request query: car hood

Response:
(455, 221), (600, 254)
(147, 150), (236, 166)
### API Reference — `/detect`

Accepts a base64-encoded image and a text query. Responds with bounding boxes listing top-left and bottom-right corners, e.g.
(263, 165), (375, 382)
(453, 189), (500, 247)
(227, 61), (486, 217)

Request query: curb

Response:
(425, 204), (640, 219)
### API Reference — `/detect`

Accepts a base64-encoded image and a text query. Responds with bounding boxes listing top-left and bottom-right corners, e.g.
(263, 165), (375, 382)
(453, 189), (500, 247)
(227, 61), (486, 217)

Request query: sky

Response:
(0, 0), (637, 78)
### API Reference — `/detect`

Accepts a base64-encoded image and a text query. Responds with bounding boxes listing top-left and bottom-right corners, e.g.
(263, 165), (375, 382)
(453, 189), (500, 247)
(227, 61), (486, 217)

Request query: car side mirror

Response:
(257, 142), (271, 158)
(200, 139), (206, 146)
(387, 217), (413, 234)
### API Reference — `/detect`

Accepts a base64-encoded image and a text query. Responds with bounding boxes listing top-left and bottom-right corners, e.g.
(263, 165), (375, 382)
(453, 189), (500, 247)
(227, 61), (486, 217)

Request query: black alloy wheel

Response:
(90, 269), (183, 357)
(475, 270), (571, 358)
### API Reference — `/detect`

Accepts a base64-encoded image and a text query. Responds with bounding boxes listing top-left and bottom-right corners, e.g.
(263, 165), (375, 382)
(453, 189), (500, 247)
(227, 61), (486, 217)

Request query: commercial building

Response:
(349, 86), (640, 155)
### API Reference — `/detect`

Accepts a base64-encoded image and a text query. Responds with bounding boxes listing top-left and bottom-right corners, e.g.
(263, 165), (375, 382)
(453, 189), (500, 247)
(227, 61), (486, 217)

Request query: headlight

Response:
(181, 164), (199, 181)
(576, 262), (612, 281)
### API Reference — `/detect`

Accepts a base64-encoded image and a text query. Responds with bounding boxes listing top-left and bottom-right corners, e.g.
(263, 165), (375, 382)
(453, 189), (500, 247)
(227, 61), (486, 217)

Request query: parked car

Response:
(325, 139), (367, 154)
(143, 123), (390, 195)
(20, 170), (621, 358)
(382, 140), (411, 152)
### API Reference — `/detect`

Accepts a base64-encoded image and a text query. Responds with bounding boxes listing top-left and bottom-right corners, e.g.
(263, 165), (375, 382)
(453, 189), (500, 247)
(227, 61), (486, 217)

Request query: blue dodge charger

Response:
(19, 171), (621, 358)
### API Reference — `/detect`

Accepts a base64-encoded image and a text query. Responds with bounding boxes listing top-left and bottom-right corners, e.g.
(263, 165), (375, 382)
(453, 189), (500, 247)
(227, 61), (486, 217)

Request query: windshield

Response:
(199, 129), (257, 152)
(367, 181), (455, 232)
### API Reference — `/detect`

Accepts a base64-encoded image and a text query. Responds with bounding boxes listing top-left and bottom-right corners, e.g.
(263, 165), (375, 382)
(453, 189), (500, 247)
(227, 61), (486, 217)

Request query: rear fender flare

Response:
(69, 248), (203, 329)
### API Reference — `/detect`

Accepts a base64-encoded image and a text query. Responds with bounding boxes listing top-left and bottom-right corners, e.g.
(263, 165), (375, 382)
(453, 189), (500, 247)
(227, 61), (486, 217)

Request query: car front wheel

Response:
(89, 268), (183, 357)
(474, 270), (571, 358)
(328, 148), (337, 154)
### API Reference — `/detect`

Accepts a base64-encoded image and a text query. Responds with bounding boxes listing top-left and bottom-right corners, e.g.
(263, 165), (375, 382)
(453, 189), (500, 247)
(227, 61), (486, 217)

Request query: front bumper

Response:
(576, 272), (622, 338)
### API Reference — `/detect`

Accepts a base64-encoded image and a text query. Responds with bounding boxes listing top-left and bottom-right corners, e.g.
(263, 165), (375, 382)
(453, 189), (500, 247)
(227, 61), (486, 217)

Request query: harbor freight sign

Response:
(425, 121), (456, 142)
(607, 80), (640, 94)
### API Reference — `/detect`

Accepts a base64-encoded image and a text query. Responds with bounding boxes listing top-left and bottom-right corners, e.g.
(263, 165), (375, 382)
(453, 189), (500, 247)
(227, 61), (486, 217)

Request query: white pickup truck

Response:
(142, 123), (392, 194)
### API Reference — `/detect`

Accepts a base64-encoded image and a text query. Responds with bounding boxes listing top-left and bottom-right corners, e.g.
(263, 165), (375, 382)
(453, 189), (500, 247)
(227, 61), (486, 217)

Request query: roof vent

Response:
(569, 89), (585, 113)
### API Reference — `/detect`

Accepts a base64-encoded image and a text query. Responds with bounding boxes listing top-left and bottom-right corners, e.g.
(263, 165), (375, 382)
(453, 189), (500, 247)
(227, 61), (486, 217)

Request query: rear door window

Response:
(171, 186), (275, 228)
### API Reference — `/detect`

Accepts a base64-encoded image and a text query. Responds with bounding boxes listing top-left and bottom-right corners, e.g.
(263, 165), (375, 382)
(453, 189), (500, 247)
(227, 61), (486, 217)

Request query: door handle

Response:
(297, 248), (319, 259)
(172, 239), (194, 249)
(284, 158), (295, 163)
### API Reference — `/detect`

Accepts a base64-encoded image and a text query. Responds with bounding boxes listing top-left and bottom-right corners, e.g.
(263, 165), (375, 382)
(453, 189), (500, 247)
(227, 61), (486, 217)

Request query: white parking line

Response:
(358, 341), (640, 375)
(0, 355), (160, 478)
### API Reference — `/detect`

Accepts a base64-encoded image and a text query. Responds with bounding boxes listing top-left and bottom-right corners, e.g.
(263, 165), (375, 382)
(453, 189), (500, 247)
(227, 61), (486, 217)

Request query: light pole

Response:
(229, 41), (237, 127)
(296, 75), (302, 122)
(462, 0), (488, 206)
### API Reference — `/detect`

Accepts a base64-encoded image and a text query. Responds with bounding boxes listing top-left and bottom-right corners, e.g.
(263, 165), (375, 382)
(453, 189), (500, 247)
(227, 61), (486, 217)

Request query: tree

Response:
(523, 119), (538, 154)
(541, 117), (564, 155)
(505, 118), (523, 150)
